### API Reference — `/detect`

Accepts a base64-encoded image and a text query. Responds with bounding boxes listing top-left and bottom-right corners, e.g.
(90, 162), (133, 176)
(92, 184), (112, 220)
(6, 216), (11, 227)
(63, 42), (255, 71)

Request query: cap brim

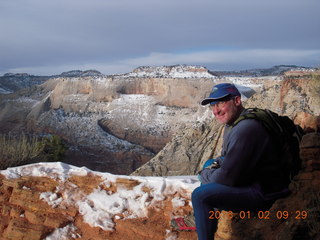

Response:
(201, 98), (217, 105)
(200, 94), (230, 105)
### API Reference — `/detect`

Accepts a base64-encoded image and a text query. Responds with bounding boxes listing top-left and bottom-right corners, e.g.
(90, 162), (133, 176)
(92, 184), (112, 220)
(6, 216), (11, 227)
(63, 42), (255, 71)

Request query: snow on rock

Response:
(0, 162), (199, 239)
(123, 65), (216, 79)
(44, 224), (80, 240)
(1, 162), (89, 181)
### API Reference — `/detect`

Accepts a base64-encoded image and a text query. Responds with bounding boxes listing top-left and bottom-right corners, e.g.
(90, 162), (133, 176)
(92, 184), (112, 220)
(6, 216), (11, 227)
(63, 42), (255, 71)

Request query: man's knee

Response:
(191, 186), (202, 203)
(192, 184), (214, 203)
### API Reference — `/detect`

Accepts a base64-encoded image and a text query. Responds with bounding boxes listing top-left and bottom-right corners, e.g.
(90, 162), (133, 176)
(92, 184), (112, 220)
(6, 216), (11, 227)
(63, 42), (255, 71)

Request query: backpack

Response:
(232, 108), (304, 185)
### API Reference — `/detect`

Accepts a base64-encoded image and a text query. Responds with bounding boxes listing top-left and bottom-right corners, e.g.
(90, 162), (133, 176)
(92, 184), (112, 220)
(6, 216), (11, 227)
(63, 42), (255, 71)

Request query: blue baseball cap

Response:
(201, 83), (241, 105)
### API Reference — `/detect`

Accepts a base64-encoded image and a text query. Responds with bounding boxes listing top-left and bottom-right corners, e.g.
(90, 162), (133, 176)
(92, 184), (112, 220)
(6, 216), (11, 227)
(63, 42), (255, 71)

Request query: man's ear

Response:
(234, 96), (242, 106)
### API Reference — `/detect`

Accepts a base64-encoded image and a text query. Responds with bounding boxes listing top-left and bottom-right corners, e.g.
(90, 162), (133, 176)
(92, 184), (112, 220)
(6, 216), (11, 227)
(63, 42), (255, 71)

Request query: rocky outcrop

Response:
(0, 163), (198, 240)
(280, 74), (320, 117)
(132, 121), (224, 176)
(97, 118), (171, 153)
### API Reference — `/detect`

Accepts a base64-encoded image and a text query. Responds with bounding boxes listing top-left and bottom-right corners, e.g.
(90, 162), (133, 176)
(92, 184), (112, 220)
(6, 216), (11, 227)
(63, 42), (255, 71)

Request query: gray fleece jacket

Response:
(200, 109), (286, 193)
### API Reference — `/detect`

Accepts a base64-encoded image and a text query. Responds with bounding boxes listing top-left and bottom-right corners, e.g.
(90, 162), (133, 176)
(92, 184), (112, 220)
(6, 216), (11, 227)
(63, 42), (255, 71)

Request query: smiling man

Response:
(191, 83), (293, 240)
(203, 84), (244, 125)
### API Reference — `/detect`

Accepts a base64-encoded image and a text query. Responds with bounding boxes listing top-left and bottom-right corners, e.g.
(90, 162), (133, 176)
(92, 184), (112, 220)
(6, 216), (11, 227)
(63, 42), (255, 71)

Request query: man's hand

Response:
(202, 158), (220, 170)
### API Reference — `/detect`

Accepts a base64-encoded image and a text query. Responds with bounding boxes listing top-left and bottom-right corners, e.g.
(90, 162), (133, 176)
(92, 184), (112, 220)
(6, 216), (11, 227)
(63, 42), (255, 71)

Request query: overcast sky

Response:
(1, 0), (319, 76)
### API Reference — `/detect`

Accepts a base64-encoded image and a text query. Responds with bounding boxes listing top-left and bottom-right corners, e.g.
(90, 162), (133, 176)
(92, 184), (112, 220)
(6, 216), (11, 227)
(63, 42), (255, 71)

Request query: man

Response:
(192, 83), (290, 240)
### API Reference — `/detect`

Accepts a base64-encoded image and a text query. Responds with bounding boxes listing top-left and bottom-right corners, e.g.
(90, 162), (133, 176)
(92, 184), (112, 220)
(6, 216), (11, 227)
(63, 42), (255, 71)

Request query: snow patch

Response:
(44, 223), (80, 240)
(1, 162), (91, 181)
(39, 192), (63, 208)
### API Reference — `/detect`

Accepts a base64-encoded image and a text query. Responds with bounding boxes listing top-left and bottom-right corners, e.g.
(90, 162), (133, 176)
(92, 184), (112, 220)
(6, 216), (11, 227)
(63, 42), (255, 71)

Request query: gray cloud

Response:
(1, 0), (319, 75)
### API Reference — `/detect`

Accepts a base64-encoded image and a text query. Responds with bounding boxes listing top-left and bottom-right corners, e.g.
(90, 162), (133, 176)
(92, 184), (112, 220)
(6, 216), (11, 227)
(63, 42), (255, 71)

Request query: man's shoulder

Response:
(228, 110), (268, 138)
(240, 108), (267, 117)
(232, 108), (266, 128)
(232, 108), (273, 129)
(231, 117), (264, 132)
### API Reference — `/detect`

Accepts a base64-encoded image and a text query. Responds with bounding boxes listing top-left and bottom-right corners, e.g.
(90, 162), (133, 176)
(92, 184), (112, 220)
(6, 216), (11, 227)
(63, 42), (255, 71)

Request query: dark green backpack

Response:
(232, 108), (304, 183)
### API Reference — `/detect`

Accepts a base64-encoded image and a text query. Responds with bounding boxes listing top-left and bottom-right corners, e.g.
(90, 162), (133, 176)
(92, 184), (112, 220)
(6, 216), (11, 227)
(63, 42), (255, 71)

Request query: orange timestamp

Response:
(209, 210), (308, 220)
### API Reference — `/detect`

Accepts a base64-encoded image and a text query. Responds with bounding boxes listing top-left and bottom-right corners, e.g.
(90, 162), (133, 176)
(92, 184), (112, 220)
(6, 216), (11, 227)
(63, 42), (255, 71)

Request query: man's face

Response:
(210, 96), (242, 125)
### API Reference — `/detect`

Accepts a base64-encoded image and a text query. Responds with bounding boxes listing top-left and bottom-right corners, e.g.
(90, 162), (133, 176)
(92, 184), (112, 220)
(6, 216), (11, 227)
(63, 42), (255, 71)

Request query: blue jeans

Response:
(191, 182), (287, 240)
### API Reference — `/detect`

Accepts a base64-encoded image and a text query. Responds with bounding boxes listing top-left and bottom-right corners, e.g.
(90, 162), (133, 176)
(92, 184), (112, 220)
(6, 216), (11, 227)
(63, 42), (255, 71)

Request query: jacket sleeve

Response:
(200, 119), (272, 186)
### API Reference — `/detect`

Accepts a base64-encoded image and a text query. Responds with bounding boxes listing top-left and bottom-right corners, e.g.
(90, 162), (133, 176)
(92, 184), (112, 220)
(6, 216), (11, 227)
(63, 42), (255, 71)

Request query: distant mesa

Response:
(60, 70), (103, 77)
(126, 64), (217, 79)
(3, 72), (32, 77)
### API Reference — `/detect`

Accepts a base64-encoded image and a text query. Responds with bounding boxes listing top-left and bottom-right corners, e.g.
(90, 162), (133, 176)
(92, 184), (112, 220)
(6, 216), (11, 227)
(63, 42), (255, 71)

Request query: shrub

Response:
(41, 135), (68, 162)
(0, 133), (68, 170)
(0, 134), (42, 169)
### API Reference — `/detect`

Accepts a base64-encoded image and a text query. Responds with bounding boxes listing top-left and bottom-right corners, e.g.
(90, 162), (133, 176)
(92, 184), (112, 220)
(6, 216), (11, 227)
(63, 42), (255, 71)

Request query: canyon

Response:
(0, 65), (319, 239)
(2, 65), (312, 175)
